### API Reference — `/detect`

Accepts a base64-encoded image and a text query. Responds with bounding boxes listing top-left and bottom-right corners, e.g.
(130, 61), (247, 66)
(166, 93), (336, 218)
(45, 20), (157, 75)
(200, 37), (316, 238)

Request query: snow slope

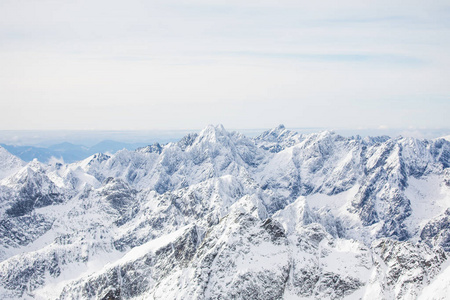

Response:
(0, 146), (25, 180)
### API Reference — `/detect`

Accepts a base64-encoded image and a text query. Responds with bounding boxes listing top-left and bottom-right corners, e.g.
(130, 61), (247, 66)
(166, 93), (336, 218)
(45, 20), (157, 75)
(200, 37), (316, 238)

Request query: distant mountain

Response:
(47, 142), (89, 153)
(1, 140), (150, 163)
(88, 140), (149, 155)
(0, 144), (57, 162)
(0, 125), (449, 299)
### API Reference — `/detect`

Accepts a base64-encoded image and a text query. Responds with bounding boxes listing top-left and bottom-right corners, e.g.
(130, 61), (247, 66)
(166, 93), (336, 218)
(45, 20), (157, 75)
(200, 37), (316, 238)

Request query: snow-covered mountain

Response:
(0, 146), (25, 180)
(440, 135), (450, 142)
(0, 125), (449, 299)
(1, 140), (151, 163)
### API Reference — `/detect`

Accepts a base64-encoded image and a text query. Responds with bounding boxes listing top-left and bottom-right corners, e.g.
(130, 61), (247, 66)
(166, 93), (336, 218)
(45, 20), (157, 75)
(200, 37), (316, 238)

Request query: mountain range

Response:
(0, 124), (449, 299)
(0, 141), (150, 163)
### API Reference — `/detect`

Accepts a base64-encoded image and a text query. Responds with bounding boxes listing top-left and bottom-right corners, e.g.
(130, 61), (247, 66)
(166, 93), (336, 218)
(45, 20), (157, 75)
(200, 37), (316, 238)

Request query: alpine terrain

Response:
(0, 124), (449, 300)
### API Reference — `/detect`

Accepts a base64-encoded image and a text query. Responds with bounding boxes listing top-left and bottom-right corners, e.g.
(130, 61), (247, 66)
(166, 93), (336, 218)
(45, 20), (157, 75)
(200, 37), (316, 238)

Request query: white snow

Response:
(405, 174), (450, 235)
(0, 147), (25, 180)
(418, 260), (450, 300)
(116, 225), (192, 265)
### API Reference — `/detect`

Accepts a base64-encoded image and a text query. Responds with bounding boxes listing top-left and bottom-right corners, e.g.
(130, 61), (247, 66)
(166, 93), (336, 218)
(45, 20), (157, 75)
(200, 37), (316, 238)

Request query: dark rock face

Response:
(100, 289), (121, 300)
(421, 209), (450, 251)
(101, 178), (136, 212)
(261, 218), (286, 243)
(311, 272), (362, 299)
(352, 182), (380, 226)
(284, 224), (366, 299)
(6, 192), (64, 217)
(5, 169), (65, 217)
(372, 239), (447, 299)
(178, 133), (198, 151)
(0, 214), (53, 248)
(431, 139), (450, 168)
(89, 153), (111, 164)
(1, 251), (62, 297)
(59, 226), (201, 300)
(136, 143), (164, 154)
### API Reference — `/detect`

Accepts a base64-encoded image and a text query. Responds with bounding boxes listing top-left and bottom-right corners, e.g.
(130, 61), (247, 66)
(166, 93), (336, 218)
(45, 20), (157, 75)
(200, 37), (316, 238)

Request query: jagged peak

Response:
(177, 133), (199, 151)
(272, 197), (315, 234)
(196, 124), (230, 143)
(101, 177), (131, 191)
(254, 125), (303, 153)
(16, 159), (45, 177)
(76, 152), (111, 170)
(2, 159), (53, 188)
(266, 124), (287, 134)
(0, 146), (26, 181)
(363, 135), (391, 144)
(0, 146), (24, 162)
(200, 124), (227, 134)
(273, 124), (286, 131)
(437, 135), (450, 142)
(300, 130), (337, 144)
(0, 145), (11, 155)
(256, 124), (297, 141)
(316, 129), (335, 138)
(136, 143), (163, 154)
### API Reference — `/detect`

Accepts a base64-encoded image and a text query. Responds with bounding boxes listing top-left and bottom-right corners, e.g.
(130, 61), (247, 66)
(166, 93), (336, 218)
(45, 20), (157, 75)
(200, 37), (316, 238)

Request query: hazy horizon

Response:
(0, 126), (449, 147)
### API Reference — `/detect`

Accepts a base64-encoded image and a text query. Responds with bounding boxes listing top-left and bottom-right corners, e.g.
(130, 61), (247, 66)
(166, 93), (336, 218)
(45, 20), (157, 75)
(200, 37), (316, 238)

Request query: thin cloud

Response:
(0, 0), (449, 130)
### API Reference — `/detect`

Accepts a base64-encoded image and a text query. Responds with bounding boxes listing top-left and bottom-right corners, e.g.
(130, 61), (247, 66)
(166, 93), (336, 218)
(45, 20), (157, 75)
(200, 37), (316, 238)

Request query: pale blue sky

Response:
(0, 0), (449, 130)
